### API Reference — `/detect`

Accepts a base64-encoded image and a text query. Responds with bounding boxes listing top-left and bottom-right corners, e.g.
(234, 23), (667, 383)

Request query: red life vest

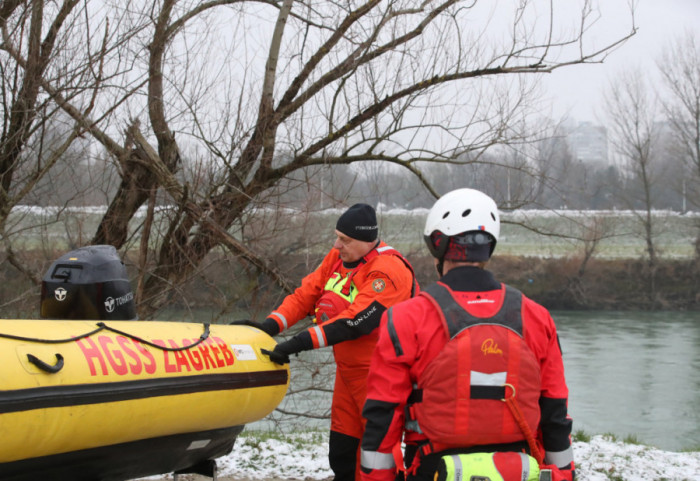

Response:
(411, 283), (541, 452)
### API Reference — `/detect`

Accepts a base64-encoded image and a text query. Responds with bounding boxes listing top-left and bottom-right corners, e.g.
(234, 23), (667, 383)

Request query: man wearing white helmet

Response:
(360, 188), (576, 481)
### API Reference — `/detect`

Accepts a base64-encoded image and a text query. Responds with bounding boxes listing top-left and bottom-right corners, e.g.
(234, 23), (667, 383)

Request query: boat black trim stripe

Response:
(0, 370), (288, 414)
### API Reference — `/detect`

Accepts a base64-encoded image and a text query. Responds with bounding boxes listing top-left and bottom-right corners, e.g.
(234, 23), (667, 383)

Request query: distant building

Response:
(568, 121), (609, 166)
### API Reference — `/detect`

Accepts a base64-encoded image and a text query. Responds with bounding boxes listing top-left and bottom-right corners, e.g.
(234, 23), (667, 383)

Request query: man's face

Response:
(333, 230), (374, 263)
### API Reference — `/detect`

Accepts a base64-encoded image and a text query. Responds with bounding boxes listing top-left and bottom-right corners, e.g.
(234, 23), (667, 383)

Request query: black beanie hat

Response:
(336, 203), (378, 242)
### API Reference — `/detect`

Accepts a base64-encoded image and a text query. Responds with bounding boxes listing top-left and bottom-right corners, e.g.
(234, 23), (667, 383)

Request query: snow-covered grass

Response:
(7, 206), (698, 259)
(221, 430), (332, 479)
(159, 430), (700, 481)
(573, 435), (700, 481)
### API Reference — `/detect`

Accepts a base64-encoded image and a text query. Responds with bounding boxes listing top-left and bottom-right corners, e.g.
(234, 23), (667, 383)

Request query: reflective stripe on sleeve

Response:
(545, 446), (574, 468)
(360, 449), (396, 470)
(270, 311), (288, 330)
(310, 325), (327, 348)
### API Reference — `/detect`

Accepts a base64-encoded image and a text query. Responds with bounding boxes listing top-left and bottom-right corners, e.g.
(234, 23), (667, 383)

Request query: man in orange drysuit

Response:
(359, 189), (575, 481)
(257, 203), (417, 481)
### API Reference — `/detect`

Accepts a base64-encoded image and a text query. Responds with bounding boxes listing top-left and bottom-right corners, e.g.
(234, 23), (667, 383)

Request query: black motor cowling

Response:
(41, 245), (137, 320)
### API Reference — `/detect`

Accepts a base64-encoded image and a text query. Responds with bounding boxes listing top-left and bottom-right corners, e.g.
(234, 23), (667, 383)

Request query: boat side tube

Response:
(0, 320), (289, 480)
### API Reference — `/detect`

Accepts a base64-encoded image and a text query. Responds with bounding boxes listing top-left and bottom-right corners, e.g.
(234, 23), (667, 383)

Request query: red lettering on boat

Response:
(75, 337), (108, 376)
(99, 336), (128, 375)
(117, 336), (143, 375)
(213, 336), (234, 366)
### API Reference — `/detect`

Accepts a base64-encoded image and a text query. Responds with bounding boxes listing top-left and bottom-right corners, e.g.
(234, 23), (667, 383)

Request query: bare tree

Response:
(658, 32), (700, 202)
(604, 68), (663, 307)
(657, 31), (700, 257)
(0, 1), (636, 317)
(0, 0), (131, 301)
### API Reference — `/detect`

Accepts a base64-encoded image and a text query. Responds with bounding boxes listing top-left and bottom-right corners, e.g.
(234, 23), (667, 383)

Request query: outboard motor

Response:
(40, 245), (137, 320)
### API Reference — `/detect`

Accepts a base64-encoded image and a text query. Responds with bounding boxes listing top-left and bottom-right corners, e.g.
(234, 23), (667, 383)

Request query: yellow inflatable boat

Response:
(0, 319), (288, 481)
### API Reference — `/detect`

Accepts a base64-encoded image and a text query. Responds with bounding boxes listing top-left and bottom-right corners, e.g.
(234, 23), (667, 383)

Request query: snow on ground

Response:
(573, 436), (700, 481)
(184, 432), (700, 481)
(220, 431), (332, 479)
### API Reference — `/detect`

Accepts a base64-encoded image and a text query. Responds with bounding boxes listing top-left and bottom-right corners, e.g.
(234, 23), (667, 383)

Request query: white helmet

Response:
(423, 188), (500, 262)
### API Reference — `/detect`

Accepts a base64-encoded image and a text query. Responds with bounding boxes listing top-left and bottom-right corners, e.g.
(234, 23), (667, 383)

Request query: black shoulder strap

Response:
(420, 282), (523, 339)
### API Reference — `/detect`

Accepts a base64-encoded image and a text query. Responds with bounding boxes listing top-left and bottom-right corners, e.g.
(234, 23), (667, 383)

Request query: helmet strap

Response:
(436, 258), (444, 277)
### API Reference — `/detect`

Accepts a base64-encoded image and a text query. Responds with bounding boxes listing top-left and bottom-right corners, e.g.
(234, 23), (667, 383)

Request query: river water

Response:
(555, 310), (700, 452)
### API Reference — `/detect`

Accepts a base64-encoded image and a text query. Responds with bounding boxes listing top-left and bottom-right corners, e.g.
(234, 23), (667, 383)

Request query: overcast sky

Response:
(542, 0), (700, 123)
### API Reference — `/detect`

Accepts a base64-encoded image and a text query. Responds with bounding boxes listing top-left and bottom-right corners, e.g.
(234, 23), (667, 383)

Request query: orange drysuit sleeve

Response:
(266, 248), (340, 332)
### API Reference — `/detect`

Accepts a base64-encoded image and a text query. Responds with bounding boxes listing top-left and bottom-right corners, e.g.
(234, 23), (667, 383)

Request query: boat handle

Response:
(27, 353), (64, 373)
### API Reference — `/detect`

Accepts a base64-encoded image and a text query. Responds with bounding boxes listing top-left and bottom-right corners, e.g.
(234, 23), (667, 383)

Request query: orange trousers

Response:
(329, 365), (369, 481)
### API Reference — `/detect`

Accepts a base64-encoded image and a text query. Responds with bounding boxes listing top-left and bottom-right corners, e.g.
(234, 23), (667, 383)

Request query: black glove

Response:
(229, 319), (261, 328)
(259, 317), (281, 337)
(261, 348), (290, 365)
(230, 318), (279, 337)
(262, 336), (306, 365)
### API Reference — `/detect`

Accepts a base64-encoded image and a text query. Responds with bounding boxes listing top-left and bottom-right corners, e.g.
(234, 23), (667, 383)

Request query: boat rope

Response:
(0, 324), (103, 343)
(0, 322), (211, 352)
